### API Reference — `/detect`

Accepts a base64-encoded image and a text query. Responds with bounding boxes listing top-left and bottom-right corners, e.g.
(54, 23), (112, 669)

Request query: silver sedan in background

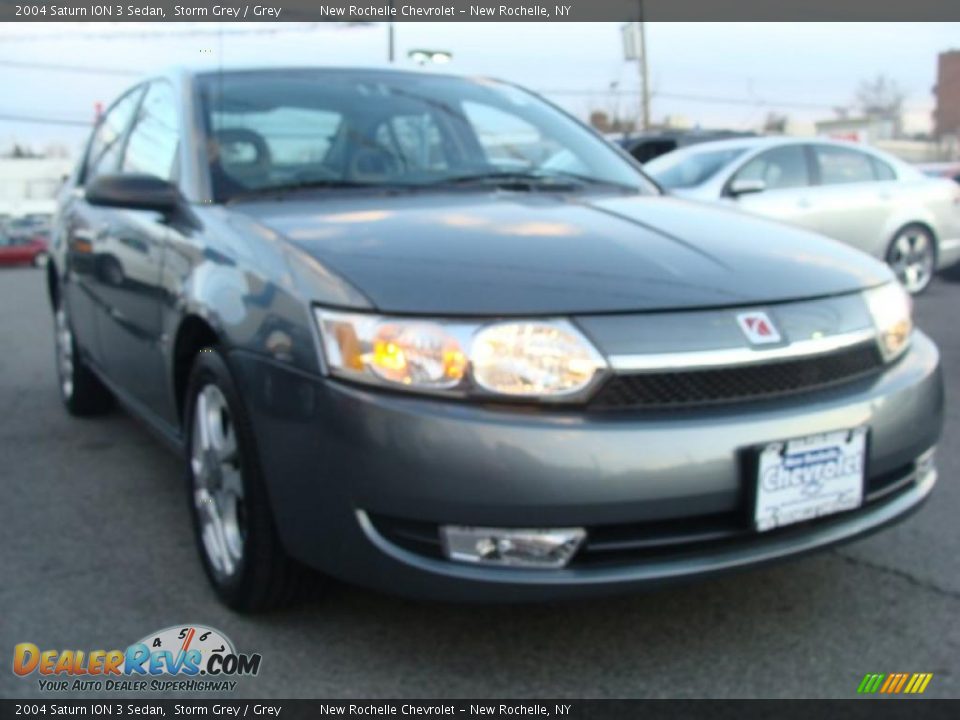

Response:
(645, 137), (960, 294)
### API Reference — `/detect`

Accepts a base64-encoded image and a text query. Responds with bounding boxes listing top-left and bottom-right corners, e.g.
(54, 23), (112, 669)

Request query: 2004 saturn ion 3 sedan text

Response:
(48, 68), (943, 611)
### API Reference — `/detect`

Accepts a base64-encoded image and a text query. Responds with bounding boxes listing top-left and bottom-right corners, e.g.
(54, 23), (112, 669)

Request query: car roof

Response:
(668, 136), (801, 152)
(663, 135), (910, 160)
(150, 65), (496, 87)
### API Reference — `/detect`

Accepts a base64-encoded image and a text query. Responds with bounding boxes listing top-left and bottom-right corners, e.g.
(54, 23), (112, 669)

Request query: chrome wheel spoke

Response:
(912, 233), (928, 257)
(221, 466), (243, 497)
(196, 488), (234, 575)
(195, 390), (212, 451)
(218, 488), (245, 561)
(216, 423), (238, 465)
(56, 308), (74, 398)
(891, 230), (934, 294)
(191, 383), (245, 580)
(904, 264), (920, 288)
(895, 236), (912, 260)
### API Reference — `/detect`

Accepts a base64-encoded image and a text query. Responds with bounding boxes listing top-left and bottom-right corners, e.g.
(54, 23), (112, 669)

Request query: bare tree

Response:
(589, 110), (612, 133)
(856, 74), (906, 135)
(763, 111), (789, 134)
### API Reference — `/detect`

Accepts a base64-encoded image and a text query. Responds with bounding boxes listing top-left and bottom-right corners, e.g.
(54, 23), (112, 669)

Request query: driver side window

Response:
(122, 81), (180, 182)
(83, 86), (145, 184)
(733, 145), (811, 191)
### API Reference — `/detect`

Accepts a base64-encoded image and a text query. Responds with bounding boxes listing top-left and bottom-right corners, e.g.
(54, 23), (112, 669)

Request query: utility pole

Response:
(620, 9), (651, 132)
(387, 0), (395, 63)
(636, 2), (650, 130)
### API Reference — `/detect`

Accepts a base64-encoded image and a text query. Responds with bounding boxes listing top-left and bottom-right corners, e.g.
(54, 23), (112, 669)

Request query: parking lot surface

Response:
(1, 266), (958, 699)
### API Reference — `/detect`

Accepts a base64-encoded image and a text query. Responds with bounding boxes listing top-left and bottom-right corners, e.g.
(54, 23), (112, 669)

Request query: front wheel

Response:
(886, 225), (936, 295)
(54, 301), (113, 416)
(184, 347), (311, 611)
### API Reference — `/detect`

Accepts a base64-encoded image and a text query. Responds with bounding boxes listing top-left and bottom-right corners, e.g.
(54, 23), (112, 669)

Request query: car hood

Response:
(235, 191), (891, 315)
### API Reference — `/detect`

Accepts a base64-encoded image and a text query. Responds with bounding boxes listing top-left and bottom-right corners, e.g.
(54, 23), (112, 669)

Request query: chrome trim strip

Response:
(608, 328), (878, 373)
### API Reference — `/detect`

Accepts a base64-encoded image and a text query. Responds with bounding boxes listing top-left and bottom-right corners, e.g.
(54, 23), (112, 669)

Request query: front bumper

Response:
(230, 331), (943, 602)
(937, 237), (960, 271)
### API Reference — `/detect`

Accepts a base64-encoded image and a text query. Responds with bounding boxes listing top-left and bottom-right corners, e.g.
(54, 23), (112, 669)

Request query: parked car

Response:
(615, 129), (757, 164)
(4, 214), (51, 239)
(0, 229), (48, 267)
(645, 137), (960, 294)
(49, 68), (942, 611)
(917, 162), (960, 185)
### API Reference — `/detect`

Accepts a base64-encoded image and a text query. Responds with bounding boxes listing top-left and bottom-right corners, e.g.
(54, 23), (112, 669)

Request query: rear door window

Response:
(814, 145), (879, 185)
(870, 157), (897, 181)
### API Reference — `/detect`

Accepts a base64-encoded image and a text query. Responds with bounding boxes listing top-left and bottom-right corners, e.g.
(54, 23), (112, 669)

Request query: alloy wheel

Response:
(888, 228), (935, 294)
(191, 384), (246, 580)
(55, 307), (74, 399)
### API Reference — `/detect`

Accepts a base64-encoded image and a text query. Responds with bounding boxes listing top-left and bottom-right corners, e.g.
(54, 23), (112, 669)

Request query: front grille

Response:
(590, 342), (884, 410)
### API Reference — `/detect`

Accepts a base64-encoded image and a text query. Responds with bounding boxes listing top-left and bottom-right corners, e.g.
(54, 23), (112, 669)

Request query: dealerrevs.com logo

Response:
(13, 625), (261, 693)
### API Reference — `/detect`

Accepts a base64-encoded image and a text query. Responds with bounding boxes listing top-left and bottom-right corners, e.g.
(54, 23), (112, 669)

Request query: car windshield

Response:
(197, 70), (655, 201)
(645, 146), (748, 189)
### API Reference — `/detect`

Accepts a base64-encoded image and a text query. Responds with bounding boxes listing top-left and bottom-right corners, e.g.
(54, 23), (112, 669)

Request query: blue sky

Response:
(0, 21), (956, 155)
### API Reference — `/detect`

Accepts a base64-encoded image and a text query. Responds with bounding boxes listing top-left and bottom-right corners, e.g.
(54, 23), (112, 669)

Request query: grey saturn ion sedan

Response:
(645, 137), (960, 295)
(49, 68), (943, 611)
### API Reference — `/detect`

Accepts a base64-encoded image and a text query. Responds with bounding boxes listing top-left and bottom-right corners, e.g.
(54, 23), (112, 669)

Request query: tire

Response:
(54, 300), (114, 416)
(886, 224), (937, 295)
(184, 346), (310, 612)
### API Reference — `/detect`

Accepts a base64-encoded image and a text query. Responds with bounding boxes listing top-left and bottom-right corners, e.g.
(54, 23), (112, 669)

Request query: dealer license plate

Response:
(754, 428), (867, 532)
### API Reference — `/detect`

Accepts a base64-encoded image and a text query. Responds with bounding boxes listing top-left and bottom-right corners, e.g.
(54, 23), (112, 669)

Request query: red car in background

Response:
(0, 229), (49, 267)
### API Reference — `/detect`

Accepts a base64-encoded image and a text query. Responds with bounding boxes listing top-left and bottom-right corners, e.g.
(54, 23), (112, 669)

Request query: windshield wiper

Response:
(428, 171), (581, 188)
(426, 170), (636, 192)
(225, 179), (392, 203)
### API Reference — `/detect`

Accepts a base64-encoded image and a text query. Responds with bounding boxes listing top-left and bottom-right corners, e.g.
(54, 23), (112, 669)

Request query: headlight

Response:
(864, 282), (913, 361)
(471, 322), (603, 397)
(314, 309), (606, 400)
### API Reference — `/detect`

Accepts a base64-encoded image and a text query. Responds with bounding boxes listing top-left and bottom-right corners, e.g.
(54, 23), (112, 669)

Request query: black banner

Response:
(1, 0), (959, 22)
(1, 701), (960, 720)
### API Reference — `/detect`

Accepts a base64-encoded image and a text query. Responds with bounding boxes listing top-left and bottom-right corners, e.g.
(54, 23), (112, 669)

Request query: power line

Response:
(0, 59), (140, 77)
(539, 88), (843, 111)
(655, 91), (839, 110)
(0, 112), (91, 127)
(0, 60), (841, 111)
(0, 22), (340, 44)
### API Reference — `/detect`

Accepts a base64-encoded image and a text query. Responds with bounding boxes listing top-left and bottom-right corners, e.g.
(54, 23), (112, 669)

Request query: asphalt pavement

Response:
(1, 265), (958, 699)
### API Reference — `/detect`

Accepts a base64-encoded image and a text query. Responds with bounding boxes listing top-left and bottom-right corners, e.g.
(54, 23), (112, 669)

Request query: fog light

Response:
(916, 446), (936, 479)
(440, 526), (586, 568)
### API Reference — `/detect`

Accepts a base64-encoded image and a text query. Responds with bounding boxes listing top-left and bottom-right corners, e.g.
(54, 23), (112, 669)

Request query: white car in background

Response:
(645, 137), (960, 294)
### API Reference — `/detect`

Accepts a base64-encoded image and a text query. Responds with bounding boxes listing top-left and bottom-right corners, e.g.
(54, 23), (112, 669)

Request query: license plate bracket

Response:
(753, 427), (867, 532)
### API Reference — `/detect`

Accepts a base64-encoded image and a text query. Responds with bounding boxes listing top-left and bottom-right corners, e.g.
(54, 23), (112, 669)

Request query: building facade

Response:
(934, 50), (960, 140)
(0, 158), (74, 219)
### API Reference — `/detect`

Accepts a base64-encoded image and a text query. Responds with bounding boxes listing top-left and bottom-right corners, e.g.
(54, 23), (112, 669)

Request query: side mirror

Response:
(85, 174), (181, 213)
(728, 178), (767, 197)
